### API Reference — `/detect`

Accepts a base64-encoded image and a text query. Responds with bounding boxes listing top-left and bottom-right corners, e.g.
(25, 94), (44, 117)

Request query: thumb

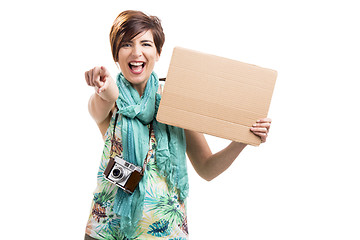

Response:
(98, 76), (111, 93)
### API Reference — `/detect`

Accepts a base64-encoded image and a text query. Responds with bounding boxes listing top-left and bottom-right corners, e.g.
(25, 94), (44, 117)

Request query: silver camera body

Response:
(103, 156), (143, 194)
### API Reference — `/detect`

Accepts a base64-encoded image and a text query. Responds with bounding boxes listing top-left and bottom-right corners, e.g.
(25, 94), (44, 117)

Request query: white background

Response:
(1, 0), (359, 239)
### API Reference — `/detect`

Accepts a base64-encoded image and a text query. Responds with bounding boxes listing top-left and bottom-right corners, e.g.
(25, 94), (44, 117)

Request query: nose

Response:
(131, 44), (142, 58)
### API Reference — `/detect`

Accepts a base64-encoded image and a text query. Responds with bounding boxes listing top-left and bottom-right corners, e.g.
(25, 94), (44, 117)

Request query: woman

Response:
(84, 10), (271, 240)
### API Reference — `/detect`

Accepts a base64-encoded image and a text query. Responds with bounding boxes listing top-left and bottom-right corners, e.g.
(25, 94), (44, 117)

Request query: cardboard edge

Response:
(157, 105), (261, 146)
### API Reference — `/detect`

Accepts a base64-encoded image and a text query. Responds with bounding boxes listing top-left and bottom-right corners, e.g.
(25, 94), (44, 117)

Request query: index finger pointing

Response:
(100, 66), (110, 78)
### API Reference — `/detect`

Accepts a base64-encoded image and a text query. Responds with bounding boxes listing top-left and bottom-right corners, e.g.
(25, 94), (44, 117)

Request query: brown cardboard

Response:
(157, 47), (277, 146)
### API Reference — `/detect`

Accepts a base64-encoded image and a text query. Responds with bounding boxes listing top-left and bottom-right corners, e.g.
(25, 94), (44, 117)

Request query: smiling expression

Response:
(117, 30), (160, 96)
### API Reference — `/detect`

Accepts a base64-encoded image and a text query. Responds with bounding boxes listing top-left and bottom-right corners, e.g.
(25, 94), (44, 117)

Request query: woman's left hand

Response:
(250, 118), (272, 143)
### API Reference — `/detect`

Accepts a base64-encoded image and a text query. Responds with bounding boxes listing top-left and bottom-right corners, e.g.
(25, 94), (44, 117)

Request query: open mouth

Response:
(128, 61), (145, 74)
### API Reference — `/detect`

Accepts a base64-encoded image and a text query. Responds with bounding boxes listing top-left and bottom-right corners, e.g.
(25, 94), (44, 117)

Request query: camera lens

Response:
(112, 168), (123, 178)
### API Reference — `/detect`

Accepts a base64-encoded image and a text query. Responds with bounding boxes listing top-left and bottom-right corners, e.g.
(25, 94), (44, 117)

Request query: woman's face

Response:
(117, 30), (160, 96)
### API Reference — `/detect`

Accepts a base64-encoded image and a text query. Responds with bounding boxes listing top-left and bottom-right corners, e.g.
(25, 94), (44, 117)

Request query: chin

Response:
(124, 72), (148, 83)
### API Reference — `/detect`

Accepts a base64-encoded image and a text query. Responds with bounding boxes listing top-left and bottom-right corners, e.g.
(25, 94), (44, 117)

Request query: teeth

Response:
(130, 62), (143, 66)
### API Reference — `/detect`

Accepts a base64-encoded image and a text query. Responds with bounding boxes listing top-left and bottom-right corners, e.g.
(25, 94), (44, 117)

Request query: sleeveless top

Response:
(85, 112), (189, 240)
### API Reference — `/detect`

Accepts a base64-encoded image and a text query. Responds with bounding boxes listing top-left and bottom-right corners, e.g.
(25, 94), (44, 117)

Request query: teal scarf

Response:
(113, 72), (189, 238)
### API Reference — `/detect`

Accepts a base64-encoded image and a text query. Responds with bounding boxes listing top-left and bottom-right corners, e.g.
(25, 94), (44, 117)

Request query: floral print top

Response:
(85, 113), (189, 240)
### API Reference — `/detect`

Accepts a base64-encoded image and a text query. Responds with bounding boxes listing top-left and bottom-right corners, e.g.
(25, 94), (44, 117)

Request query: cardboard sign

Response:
(157, 47), (277, 146)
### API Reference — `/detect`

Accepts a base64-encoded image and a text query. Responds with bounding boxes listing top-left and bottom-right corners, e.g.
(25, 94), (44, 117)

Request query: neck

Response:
(131, 83), (146, 97)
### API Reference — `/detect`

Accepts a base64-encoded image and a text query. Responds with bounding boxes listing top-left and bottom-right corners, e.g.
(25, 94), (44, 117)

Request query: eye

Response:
(121, 43), (132, 48)
(142, 41), (153, 47)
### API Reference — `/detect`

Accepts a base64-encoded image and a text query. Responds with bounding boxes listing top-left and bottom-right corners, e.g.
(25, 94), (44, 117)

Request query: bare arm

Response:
(185, 130), (247, 181)
(85, 66), (119, 137)
(185, 118), (271, 181)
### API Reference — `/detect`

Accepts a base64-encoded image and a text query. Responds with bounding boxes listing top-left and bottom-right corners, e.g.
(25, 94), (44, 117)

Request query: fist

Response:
(85, 66), (112, 94)
(85, 66), (118, 102)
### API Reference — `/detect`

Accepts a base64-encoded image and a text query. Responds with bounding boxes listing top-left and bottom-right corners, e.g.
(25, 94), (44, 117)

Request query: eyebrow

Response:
(140, 40), (154, 43)
(127, 39), (153, 43)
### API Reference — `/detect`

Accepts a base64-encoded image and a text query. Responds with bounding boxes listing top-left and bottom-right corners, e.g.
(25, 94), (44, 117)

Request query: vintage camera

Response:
(103, 156), (143, 194)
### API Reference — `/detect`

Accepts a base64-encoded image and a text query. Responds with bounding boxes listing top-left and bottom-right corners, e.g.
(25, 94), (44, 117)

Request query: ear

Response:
(155, 52), (160, 62)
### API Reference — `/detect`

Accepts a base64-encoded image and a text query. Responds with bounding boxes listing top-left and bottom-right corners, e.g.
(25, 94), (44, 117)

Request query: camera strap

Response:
(110, 112), (153, 175)
(141, 123), (153, 174)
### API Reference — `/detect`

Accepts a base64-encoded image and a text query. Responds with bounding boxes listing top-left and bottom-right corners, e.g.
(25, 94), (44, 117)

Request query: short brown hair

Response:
(109, 10), (165, 62)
